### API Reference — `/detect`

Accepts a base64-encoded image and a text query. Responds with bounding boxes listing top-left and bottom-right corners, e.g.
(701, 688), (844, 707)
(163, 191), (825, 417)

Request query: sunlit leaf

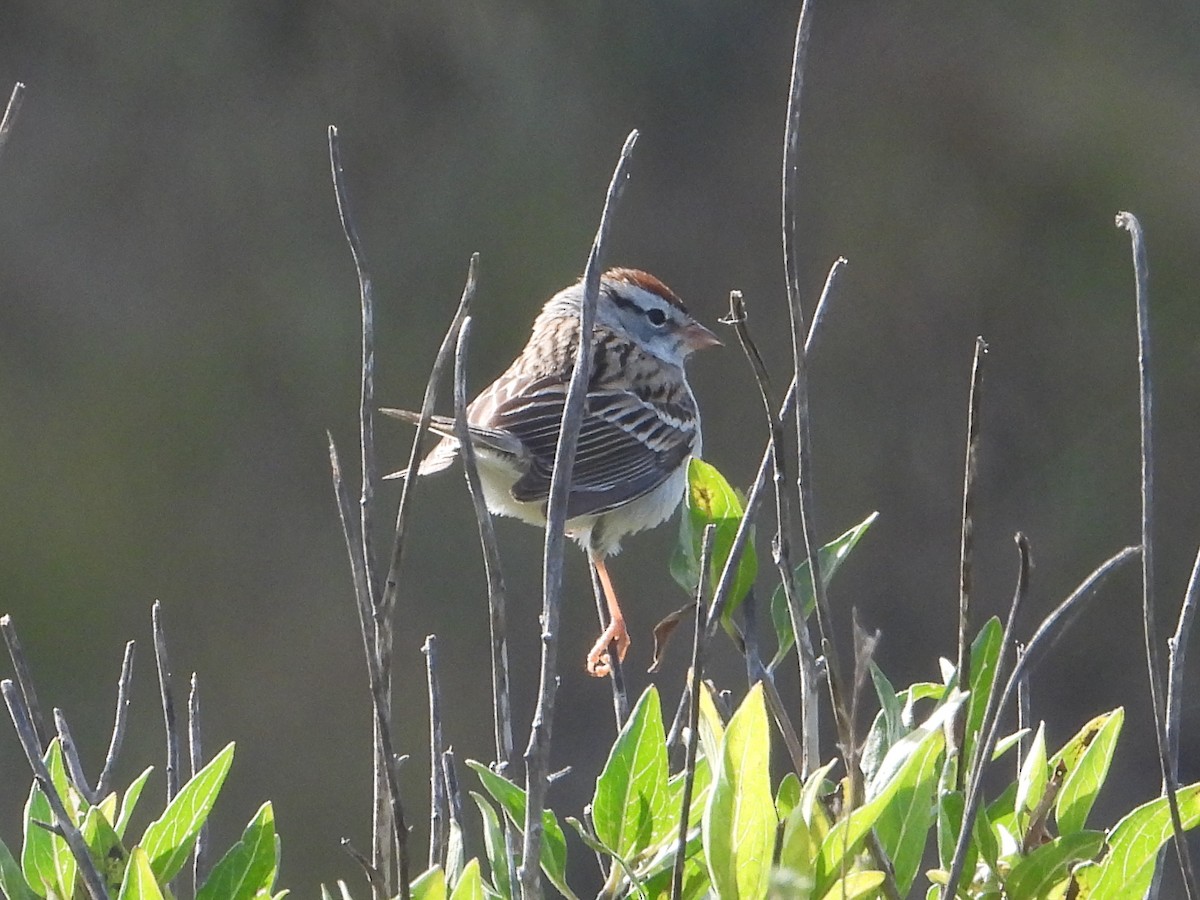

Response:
(117, 847), (165, 900)
(117, 767), (154, 839)
(410, 866), (446, 900)
(469, 792), (510, 899)
(1004, 831), (1103, 897)
(961, 617), (1003, 777)
(702, 684), (774, 900)
(592, 686), (669, 862)
(448, 859), (484, 900)
(1050, 708), (1124, 836)
(196, 802), (277, 900)
(769, 512), (878, 670)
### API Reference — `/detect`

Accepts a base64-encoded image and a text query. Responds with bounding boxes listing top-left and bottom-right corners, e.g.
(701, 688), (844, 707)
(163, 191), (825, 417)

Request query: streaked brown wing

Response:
(487, 377), (695, 519)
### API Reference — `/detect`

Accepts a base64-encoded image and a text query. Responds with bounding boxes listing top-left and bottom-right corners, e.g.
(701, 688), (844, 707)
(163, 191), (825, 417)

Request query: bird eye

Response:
(646, 308), (667, 326)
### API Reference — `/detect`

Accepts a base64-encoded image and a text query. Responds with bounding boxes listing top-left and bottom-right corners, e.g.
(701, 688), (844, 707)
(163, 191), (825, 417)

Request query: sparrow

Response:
(383, 268), (719, 676)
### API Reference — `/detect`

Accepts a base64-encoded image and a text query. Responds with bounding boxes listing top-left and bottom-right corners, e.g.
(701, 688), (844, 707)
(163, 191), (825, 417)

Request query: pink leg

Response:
(586, 556), (630, 677)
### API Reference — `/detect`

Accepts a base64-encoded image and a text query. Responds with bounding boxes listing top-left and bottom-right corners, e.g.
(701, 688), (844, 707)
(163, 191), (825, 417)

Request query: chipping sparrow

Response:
(383, 268), (720, 676)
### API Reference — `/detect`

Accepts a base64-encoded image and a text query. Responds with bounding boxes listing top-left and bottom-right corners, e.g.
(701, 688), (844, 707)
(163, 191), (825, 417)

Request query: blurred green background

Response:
(3, 0), (1200, 894)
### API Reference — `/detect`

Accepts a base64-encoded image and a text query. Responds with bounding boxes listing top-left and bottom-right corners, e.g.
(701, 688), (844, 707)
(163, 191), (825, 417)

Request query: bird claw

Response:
(586, 616), (630, 678)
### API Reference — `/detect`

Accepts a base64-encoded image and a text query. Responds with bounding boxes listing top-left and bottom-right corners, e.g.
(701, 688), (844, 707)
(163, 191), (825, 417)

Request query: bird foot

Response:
(586, 615), (630, 678)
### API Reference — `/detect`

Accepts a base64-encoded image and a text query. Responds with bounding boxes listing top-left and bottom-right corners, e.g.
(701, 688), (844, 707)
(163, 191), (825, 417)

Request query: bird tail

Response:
(380, 408), (460, 479)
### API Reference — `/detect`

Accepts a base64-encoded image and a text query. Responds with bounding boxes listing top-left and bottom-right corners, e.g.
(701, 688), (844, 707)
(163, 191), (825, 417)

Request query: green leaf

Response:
(696, 683), (725, 769)
(775, 772), (802, 823)
(702, 683), (774, 900)
(465, 761), (580, 900)
(411, 866), (447, 900)
(82, 804), (130, 893)
(1004, 830), (1104, 897)
(565, 818), (647, 896)
(666, 754), (712, 838)
(0, 834), (34, 900)
(1014, 722), (1047, 826)
(819, 691), (964, 895)
(769, 512), (878, 670)
(140, 741), (235, 884)
(961, 617), (1003, 778)
(777, 803), (818, 891)
(1082, 782), (1200, 896)
(117, 767), (154, 839)
(819, 870), (886, 900)
(448, 859), (484, 900)
(1051, 708), (1124, 835)
(117, 847), (166, 900)
(592, 686), (670, 861)
(196, 802), (277, 900)
(873, 714), (943, 895)
(469, 792), (511, 899)
(22, 739), (77, 900)
(669, 459), (758, 630)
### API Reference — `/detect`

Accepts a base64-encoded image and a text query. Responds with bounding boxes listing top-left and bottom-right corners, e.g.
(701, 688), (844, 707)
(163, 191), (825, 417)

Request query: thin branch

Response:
(441, 750), (468, 868)
(955, 336), (988, 792)
(329, 439), (412, 900)
(958, 533), (1031, 857)
(1116, 210), (1198, 900)
(54, 708), (97, 805)
(704, 256), (846, 638)
(519, 129), (638, 900)
(1, 615), (51, 748)
(671, 525), (714, 900)
(1167, 545), (1200, 783)
(590, 562), (630, 727)
(1015, 641), (1029, 776)
(341, 838), (387, 897)
(4, 680), (109, 900)
(328, 124), (392, 892)
(720, 289), (819, 775)
(423, 635), (448, 869)
(96, 640), (135, 798)
(152, 601), (180, 803)
(449, 268), (515, 782)
(190, 673), (209, 895)
(945, 545), (1139, 897)
(0, 82), (26, 164)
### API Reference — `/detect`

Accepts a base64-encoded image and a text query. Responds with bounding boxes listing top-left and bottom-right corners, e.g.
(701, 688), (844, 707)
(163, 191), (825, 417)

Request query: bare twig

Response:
(328, 124), (393, 891)
(449, 272), (515, 783)
(329, 439), (412, 900)
(1015, 641), (1029, 776)
(1168, 546), (1200, 785)
(442, 750), (468, 868)
(519, 129), (638, 900)
(671, 525), (714, 900)
(96, 640), (135, 798)
(1, 615), (51, 748)
(1116, 211), (1198, 900)
(721, 289), (820, 775)
(190, 673), (208, 895)
(704, 257), (846, 638)
(423, 635), (448, 869)
(4, 680), (110, 900)
(152, 601), (180, 803)
(341, 838), (387, 897)
(0, 83), (26, 164)
(590, 562), (630, 727)
(54, 708), (96, 805)
(955, 336), (988, 792)
(945, 545), (1139, 897)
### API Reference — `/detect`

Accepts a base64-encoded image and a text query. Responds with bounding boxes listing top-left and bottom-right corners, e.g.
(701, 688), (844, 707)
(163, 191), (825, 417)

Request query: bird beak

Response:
(682, 321), (723, 351)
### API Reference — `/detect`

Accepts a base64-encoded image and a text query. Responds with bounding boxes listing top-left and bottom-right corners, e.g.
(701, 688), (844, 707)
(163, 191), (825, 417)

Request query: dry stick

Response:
(945, 544), (1139, 898)
(1015, 641), (1029, 776)
(423, 635), (448, 869)
(519, 129), (638, 900)
(3, 680), (110, 900)
(449, 275), (515, 783)
(96, 641), (135, 799)
(704, 257), (844, 640)
(0, 82), (26, 164)
(1, 615), (51, 748)
(1116, 211), (1199, 900)
(152, 601), (180, 802)
(721, 290), (820, 775)
(341, 839), (387, 897)
(452, 313), (522, 891)
(589, 563), (630, 727)
(955, 336), (988, 793)
(671, 526), (714, 900)
(1153, 546), (1200, 898)
(54, 708), (97, 804)
(190, 673), (209, 896)
(327, 124), (394, 892)
(441, 750), (467, 867)
(781, 0), (856, 790)
(329, 440), (412, 900)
